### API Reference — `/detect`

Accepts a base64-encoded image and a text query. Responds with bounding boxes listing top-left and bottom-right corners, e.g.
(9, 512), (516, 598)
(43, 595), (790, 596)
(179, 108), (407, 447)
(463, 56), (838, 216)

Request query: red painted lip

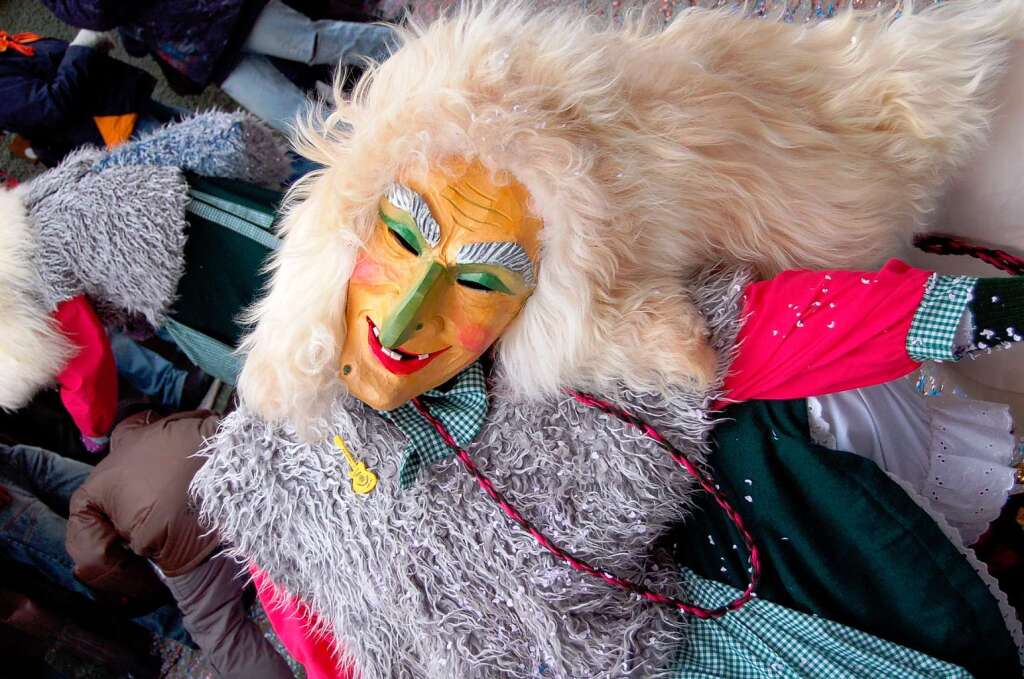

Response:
(366, 317), (449, 376)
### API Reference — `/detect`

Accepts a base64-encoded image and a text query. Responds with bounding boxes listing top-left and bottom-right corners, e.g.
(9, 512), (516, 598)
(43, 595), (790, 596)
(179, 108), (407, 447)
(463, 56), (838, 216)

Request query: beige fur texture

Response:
(0, 187), (72, 410)
(239, 0), (1024, 428)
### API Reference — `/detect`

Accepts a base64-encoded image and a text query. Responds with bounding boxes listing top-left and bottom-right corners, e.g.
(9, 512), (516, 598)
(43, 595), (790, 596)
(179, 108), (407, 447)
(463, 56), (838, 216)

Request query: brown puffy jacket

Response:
(65, 410), (221, 601)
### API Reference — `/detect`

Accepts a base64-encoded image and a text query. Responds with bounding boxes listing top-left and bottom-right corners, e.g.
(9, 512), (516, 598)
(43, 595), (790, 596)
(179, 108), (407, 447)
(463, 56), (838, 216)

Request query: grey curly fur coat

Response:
(192, 271), (748, 679)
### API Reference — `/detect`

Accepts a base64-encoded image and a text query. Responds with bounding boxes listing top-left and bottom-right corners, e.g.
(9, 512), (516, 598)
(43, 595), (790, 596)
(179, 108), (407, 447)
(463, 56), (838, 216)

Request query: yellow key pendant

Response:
(333, 435), (378, 495)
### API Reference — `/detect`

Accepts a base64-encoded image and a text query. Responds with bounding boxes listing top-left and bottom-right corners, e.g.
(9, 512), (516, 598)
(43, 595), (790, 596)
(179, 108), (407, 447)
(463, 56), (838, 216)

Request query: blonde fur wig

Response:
(0, 187), (72, 410)
(240, 0), (1024, 427)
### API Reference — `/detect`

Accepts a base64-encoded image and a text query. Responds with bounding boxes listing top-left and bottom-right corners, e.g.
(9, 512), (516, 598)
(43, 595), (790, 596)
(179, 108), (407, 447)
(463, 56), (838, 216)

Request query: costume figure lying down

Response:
(192, 2), (1024, 677)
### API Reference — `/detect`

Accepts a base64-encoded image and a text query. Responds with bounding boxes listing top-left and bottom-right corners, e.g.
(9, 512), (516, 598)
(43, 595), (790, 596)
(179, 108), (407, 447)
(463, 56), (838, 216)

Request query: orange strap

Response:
(0, 31), (42, 57)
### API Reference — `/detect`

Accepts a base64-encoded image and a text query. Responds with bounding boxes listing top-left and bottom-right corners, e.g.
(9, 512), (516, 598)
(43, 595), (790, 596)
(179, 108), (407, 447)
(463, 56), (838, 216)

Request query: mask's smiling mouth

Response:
(366, 317), (449, 375)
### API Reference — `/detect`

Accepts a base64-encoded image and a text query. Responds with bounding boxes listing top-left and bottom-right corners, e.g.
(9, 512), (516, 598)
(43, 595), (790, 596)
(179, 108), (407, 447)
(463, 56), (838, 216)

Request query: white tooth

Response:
(372, 326), (380, 338)
(383, 348), (401, 360)
(418, 354), (429, 360)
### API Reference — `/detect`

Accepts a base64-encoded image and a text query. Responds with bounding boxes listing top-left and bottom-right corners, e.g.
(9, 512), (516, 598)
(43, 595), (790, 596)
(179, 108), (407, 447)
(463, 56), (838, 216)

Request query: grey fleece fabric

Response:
(192, 271), (749, 679)
(163, 554), (293, 679)
(21, 112), (290, 326)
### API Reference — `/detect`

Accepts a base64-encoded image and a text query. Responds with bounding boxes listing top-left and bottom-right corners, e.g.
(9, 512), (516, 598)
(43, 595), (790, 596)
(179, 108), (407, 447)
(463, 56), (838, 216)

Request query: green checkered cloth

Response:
(671, 570), (971, 678)
(906, 274), (977, 362)
(380, 362), (488, 488)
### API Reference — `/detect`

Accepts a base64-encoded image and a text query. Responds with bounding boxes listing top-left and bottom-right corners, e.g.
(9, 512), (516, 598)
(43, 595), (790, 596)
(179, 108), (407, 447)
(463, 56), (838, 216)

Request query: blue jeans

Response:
(109, 331), (187, 408)
(245, 0), (395, 67)
(220, 0), (396, 134)
(220, 54), (314, 134)
(0, 444), (191, 645)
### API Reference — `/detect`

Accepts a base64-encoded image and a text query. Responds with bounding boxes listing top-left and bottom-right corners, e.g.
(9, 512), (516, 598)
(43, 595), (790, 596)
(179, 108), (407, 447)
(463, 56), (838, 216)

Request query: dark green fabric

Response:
(674, 399), (1019, 679)
(972, 277), (1024, 347)
(171, 175), (282, 348)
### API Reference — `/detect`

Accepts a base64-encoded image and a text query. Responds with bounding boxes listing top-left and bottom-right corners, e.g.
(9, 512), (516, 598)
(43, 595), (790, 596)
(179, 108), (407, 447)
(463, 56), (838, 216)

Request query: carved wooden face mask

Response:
(340, 161), (542, 410)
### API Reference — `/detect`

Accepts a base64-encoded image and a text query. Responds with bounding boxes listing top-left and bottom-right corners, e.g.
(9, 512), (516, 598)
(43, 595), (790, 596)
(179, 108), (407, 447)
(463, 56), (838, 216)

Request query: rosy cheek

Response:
(457, 323), (494, 353)
(351, 253), (386, 285)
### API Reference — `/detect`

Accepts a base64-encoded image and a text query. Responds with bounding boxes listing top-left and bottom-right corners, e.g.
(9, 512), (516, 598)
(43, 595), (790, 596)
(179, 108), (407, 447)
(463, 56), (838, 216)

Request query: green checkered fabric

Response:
(906, 274), (977, 362)
(380, 362), (488, 488)
(671, 570), (971, 678)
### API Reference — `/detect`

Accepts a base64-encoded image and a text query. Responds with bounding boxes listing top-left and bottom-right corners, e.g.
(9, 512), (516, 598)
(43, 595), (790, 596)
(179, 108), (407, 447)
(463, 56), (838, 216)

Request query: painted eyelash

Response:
(385, 184), (441, 246)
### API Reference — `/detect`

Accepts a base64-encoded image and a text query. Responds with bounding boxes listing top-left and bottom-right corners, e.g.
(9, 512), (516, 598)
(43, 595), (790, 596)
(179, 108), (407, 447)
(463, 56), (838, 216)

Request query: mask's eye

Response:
(389, 224), (420, 255)
(457, 271), (512, 294)
(380, 211), (422, 256)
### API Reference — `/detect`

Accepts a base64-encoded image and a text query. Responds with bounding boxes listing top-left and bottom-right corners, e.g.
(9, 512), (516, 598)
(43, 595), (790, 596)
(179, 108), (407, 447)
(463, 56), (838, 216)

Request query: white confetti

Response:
(772, 329), (779, 336)
(744, 495), (753, 503)
(796, 320), (804, 328)
(744, 479), (753, 485)
(861, 277), (871, 284)
(824, 274), (832, 280)
(708, 535), (715, 545)
(827, 321), (835, 329)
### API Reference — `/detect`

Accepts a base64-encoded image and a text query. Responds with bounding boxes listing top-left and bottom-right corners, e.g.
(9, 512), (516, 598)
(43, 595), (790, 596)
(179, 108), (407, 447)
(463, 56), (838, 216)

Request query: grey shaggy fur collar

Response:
(193, 270), (748, 679)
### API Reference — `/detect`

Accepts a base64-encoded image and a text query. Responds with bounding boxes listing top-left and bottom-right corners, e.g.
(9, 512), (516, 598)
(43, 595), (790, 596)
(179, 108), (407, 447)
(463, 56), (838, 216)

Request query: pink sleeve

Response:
(720, 259), (930, 404)
(250, 566), (356, 679)
(53, 296), (117, 439)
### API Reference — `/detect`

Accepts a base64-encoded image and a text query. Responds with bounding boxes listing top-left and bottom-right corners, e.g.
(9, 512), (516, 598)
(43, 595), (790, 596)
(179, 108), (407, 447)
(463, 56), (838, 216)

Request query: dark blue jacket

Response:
(0, 38), (156, 165)
(41, 0), (268, 92)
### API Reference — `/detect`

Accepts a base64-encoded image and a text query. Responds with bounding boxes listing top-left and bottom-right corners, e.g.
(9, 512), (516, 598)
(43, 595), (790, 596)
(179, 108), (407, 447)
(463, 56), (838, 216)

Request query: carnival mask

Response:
(340, 161), (542, 410)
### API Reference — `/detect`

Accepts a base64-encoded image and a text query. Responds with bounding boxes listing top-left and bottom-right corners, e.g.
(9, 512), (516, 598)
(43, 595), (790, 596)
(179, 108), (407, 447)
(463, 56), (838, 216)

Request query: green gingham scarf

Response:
(380, 362), (488, 488)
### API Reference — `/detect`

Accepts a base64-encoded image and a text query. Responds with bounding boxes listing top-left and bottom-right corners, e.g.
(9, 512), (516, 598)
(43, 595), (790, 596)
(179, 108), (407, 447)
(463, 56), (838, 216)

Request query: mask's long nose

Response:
(380, 261), (445, 349)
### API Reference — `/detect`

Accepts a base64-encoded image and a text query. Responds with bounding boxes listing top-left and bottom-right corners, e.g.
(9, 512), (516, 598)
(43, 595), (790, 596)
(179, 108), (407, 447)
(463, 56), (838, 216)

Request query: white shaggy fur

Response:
(239, 0), (1024, 428)
(0, 188), (72, 410)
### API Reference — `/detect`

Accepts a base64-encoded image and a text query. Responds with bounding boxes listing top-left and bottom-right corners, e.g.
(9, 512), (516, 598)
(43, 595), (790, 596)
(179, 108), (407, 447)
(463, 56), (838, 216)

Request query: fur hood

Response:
(237, 0), (1024, 429)
(0, 187), (72, 410)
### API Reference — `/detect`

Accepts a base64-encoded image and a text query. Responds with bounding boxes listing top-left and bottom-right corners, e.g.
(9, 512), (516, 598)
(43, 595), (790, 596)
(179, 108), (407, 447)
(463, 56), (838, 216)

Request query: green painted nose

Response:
(380, 261), (446, 349)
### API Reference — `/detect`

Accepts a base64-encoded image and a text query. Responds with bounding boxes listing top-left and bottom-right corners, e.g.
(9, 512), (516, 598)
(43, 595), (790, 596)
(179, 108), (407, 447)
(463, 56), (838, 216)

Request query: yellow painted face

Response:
(340, 161), (542, 410)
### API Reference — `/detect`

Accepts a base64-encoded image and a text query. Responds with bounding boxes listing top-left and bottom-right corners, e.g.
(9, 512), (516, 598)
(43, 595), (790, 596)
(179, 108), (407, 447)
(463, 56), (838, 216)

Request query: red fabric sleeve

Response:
(251, 566), (355, 679)
(53, 296), (117, 438)
(720, 259), (931, 405)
